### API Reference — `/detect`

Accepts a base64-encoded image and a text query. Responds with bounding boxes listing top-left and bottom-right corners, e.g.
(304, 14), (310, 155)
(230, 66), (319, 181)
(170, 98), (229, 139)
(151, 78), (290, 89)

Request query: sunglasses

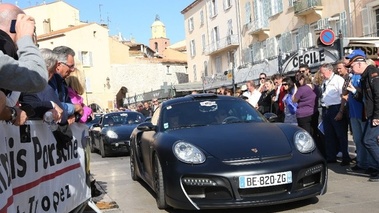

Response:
(259, 77), (266, 80)
(282, 83), (288, 86)
(298, 70), (306, 73)
(60, 61), (75, 70)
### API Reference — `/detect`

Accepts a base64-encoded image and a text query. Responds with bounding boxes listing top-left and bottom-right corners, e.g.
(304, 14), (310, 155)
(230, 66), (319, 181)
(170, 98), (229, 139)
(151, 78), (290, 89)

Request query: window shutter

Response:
(245, 2), (251, 24)
(193, 65), (197, 81)
(77, 51), (82, 63)
(361, 7), (370, 36)
(202, 34), (206, 53)
(208, 1), (212, 18)
(340, 11), (347, 36)
(214, 0), (218, 16)
(89, 52), (93, 66)
(289, 0), (294, 7)
(252, 42), (262, 63)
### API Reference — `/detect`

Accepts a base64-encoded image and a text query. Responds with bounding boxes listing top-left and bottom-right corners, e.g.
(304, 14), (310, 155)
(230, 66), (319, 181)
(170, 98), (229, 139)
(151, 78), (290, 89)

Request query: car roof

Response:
(161, 93), (242, 107)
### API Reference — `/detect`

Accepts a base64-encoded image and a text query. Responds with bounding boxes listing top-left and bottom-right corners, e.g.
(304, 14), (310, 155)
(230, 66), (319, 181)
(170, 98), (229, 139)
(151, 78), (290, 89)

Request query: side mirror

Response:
(137, 122), (156, 131)
(263, 113), (279, 123)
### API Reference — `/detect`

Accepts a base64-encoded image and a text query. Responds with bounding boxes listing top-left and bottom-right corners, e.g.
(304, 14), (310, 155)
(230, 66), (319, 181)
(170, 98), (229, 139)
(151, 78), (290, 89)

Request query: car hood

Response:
(167, 123), (294, 161)
(106, 125), (137, 138)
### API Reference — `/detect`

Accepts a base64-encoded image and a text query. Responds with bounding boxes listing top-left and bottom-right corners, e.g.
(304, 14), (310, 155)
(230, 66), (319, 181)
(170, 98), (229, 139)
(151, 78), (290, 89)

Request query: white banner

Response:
(0, 121), (90, 213)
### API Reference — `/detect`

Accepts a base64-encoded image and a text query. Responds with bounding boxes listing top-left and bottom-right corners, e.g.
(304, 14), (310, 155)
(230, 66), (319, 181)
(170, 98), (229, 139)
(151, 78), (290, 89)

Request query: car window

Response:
(103, 112), (145, 126)
(125, 113), (145, 124)
(161, 99), (264, 130)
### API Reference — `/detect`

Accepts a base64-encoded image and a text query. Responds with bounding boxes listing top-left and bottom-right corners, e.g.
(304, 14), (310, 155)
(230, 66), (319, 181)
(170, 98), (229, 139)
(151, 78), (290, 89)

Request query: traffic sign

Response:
(319, 29), (335, 46)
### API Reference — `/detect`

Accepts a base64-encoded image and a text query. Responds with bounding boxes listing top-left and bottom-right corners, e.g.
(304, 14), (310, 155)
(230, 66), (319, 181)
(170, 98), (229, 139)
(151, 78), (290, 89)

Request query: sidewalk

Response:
(83, 182), (122, 213)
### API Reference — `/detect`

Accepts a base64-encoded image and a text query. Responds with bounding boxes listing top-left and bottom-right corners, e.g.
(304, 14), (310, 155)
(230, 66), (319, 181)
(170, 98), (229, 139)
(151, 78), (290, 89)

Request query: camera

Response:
(10, 19), (16, 33)
(74, 112), (82, 123)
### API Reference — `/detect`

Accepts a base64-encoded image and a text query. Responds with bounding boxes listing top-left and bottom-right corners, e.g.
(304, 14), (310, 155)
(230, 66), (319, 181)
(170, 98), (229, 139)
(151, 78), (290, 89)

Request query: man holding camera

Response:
(0, 4), (48, 125)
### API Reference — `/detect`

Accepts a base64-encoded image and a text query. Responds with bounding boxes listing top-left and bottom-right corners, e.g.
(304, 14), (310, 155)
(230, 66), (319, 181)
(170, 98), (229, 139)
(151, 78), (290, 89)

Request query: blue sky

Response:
(3, 0), (193, 45)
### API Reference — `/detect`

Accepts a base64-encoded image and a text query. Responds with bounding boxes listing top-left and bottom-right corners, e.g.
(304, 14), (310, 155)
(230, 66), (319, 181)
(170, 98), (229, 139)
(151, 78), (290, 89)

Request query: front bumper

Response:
(104, 140), (130, 154)
(163, 156), (327, 210)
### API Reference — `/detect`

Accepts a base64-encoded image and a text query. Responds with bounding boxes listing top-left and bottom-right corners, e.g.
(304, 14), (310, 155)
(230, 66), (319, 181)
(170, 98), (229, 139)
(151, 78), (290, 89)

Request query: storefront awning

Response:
(343, 37), (379, 47)
(174, 81), (204, 92)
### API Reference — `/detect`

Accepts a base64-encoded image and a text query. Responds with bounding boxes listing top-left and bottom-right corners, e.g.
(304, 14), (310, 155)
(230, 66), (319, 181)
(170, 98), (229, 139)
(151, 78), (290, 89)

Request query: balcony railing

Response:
(248, 19), (269, 36)
(204, 34), (239, 55)
(294, 0), (322, 16)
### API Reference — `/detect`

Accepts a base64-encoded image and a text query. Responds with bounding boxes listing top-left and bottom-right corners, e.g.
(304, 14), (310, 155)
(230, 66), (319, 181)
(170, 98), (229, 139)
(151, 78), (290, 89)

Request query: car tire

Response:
(100, 141), (106, 158)
(130, 148), (139, 181)
(154, 154), (167, 209)
(89, 137), (96, 153)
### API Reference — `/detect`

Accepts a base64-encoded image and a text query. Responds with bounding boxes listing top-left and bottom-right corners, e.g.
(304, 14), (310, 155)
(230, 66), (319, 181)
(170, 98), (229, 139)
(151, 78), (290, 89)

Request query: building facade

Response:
(181, 0), (379, 87)
(181, 0), (242, 91)
(25, 1), (188, 110)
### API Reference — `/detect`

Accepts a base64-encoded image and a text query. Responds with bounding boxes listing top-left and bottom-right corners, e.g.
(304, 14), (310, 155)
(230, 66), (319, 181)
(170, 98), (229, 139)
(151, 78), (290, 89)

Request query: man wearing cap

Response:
(345, 49), (379, 182)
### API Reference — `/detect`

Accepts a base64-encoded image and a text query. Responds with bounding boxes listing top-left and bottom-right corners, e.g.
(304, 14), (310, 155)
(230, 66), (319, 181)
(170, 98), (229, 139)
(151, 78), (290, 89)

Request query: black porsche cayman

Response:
(130, 93), (327, 210)
(89, 111), (145, 157)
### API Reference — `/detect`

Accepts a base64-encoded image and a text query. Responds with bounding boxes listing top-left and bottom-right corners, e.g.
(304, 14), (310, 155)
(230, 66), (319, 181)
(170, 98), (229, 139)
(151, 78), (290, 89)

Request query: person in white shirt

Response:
(320, 63), (350, 166)
(242, 80), (261, 108)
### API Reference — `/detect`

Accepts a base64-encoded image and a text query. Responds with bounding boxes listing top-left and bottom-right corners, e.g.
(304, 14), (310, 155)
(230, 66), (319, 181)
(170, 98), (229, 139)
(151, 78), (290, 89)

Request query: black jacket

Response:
(360, 65), (379, 120)
(0, 29), (18, 96)
(19, 85), (68, 124)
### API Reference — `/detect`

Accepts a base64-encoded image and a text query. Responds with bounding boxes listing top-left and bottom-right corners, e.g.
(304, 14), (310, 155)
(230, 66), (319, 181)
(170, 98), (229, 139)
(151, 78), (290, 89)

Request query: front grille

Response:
(222, 154), (292, 165)
(238, 184), (290, 198)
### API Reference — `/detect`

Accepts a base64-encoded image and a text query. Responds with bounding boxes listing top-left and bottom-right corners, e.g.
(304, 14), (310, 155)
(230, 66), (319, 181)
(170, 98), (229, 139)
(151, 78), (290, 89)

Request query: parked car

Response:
(89, 111), (145, 157)
(130, 93), (327, 210)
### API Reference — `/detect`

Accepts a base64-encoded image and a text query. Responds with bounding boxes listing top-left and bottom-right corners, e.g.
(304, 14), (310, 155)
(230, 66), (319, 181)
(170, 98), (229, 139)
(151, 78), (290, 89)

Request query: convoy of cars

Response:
(128, 94), (327, 210)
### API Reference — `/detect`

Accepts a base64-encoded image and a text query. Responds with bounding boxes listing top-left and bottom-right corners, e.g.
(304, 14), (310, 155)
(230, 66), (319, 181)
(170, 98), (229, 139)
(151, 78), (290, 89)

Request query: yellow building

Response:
(25, 1), (188, 110)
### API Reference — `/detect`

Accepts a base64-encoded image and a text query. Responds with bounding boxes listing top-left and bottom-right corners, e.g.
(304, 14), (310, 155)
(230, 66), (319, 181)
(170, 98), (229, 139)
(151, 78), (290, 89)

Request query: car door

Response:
(92, 116), (104, 149)
(138, 106), (161, 181)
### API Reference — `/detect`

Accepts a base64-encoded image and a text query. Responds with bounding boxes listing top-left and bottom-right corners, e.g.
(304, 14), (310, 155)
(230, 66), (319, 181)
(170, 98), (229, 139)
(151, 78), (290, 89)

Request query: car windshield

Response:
(103, 112), (145, 127)
(92, 114), (102, 123)
(161, 99), (265, 130)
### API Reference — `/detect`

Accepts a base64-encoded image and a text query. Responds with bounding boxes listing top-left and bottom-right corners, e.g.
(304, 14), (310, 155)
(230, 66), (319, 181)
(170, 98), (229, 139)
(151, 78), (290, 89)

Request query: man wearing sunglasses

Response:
(257, 72), (267, 93)
(49, 46), (83, 124)
(296, 64), (311, 84)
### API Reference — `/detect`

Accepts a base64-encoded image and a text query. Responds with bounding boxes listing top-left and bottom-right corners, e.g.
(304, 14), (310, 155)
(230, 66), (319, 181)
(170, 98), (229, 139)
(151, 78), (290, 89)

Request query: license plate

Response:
(239, 171), (292, 188)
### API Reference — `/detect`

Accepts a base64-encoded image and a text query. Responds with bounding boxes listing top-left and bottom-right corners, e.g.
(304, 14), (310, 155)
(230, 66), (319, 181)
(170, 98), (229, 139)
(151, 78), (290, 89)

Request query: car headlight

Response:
(294, 130), (315, 153)
(173, 141), (206, 164)
(106, 131), (118, 139)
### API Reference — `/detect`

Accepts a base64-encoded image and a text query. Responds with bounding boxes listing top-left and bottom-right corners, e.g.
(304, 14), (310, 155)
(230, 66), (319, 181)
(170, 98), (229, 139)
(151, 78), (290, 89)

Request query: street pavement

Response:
(84, 134), (379, 213)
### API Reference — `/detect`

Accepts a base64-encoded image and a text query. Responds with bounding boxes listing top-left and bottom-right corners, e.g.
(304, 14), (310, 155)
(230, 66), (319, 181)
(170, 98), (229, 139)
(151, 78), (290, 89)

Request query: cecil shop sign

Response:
(282, 48), (339, 73)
